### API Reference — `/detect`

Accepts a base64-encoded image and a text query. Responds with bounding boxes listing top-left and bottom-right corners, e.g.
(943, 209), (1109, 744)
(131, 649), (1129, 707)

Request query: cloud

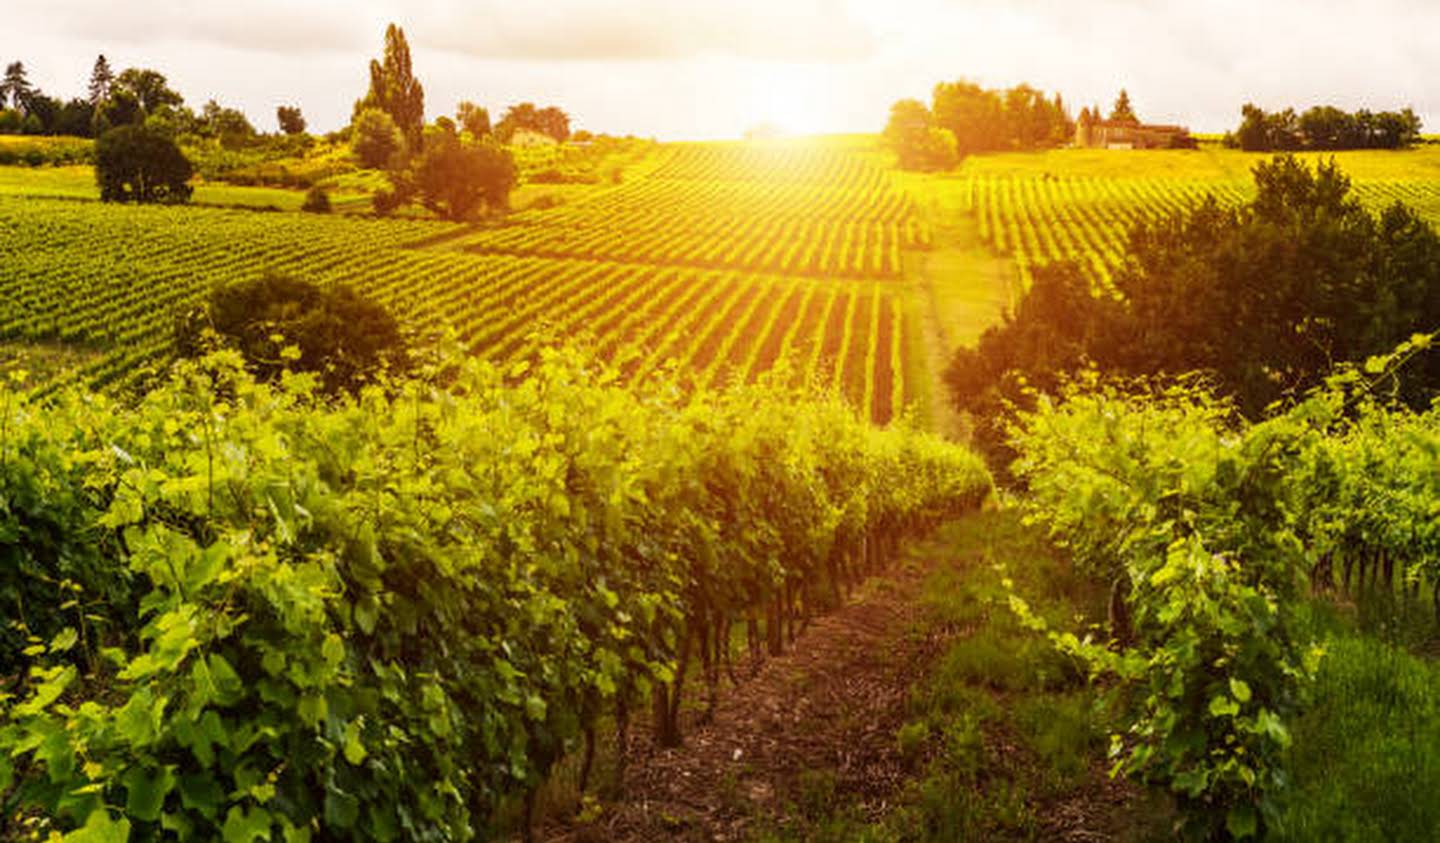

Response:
(18, 0), (373, 55)
(408, 0), (878, 62)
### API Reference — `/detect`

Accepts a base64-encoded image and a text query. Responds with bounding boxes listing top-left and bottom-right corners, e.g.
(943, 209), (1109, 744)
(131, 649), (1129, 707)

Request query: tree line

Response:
(884, 80), (1072, 170)
(60, 21), (580, 221)
(1225, 103), (1423, 151)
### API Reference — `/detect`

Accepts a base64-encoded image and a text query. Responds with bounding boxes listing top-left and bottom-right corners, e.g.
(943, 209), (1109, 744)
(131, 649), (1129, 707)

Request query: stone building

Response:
(1074, 109), (1194, 149)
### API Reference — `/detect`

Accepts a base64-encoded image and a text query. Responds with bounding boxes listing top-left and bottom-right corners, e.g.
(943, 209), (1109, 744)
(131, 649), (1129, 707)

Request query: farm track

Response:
(543, 550), (955, 842)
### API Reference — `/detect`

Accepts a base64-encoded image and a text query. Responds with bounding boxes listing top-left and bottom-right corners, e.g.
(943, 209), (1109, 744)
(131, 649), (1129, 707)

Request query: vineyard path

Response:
(901, 182), (1016, 439)
(539, 522), (1133, 843)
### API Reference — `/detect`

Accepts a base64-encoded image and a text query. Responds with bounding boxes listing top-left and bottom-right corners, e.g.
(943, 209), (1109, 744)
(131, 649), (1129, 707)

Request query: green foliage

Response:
(0, 346), (991, 839)
(1003, 336), (1440, 837)
(1230, 103), (1422, 152)
(0, 135), (94, 166)
(275, 105), (306, 136)
(1008, 376), (1327, 837)
(949, 156), (1440, 450)
(175, 273), (408, 394)
(300, 185), (331, 214)
(95, 124), (193, 204)
(456, 101), (490, 139)
(351, 107), (403, 170)
(409, 126), (517, 219)
(883, 99), (958, 172)
(354, 23), (425, 148)
(926, 80), (1071, 156)
(1109, 89), (1137, 124)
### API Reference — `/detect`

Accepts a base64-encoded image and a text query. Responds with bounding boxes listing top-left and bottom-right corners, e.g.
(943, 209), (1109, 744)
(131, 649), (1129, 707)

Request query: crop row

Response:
(453, 215), (919, 279)
(962, 172), (1440, 291)
(481, 144), (927, 279)
(647, 143), (893, 188)
(0, 197), (907, 423)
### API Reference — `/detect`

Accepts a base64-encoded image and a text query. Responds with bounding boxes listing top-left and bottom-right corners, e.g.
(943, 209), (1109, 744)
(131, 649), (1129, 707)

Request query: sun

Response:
(747, 65), (836, 138)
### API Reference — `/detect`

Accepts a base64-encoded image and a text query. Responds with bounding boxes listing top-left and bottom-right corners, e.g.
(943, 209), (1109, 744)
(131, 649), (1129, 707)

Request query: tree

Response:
(0, 62), (34, 113)
(1109, 89), (1137, 123)
(948, 155), (1440, 446)
(199, 99), (256, 148)
(354, 23), (425, 148)
(176, 273), (409, 395)
(95, 123), (193, 204)
(412, 125), (517, 220)
(55, 98), (95, 137)
(112, 68), (183, 115)
(931, 81), (1005, 154)
(495, 102), (538, 142)
(87, 55), (114, 107)
(352, 107), (404, 169)
(456, 101), (490, 138)
(882, 99), (958, 171)
(535, 106), (571, 142)
(276, 105), (307, 135)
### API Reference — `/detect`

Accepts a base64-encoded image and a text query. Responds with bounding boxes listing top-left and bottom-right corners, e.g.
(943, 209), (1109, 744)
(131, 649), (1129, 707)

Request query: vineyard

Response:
(459, 145), (929, 278)
(958, 151), (1440, 291)
(0, 143), (925, 423)
(0, 348), (992, 841)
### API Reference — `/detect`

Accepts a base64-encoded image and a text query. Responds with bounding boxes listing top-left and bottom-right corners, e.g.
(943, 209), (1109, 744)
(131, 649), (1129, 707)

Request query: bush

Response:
(95, 124), (193, 204)
(175, 273), (408, 394)
(301, 185), (331, 213)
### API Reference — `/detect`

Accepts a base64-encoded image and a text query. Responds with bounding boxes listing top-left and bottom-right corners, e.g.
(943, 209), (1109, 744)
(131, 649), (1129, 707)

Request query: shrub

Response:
(95, 124), (193, 204)
(301, 185), (331, 214)
(175, 273), (408, 394)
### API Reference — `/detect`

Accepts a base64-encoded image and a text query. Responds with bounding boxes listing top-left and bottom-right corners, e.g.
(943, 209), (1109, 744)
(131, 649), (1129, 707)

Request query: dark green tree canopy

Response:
(354, 23), (425, 147)
(95, 123), (193, 204)
(176, 273), (410, 395)
(0, 62), (34, 113)
(925, 79), (1071, 156)
(276, 104), (307, 135)
(411, 125), (517, 220)
(1228, 102), (1421, 151)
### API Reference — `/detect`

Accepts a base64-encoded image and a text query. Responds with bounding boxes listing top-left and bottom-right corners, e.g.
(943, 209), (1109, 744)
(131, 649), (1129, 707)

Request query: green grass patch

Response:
(1273, 634), (1440, 842)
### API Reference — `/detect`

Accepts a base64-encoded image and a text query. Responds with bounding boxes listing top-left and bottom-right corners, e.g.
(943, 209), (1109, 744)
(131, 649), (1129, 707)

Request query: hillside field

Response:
(8, 141), (1440, 430)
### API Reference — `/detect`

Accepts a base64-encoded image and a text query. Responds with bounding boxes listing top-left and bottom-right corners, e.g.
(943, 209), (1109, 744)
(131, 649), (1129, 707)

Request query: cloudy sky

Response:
(3, 0), (1435, 139)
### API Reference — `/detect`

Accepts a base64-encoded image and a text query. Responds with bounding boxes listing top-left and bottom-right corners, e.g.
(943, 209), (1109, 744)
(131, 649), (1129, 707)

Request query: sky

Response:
(3, 0), (1436, 140)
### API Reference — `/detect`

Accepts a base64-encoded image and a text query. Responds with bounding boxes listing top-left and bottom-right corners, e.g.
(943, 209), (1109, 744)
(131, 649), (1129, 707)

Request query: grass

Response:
(752, 511), (1166, 842)
(1273, 634), (1440, 842)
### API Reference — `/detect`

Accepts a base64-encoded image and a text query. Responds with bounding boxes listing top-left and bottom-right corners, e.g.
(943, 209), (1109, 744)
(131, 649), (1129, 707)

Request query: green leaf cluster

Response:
(0, 344), (990, 840)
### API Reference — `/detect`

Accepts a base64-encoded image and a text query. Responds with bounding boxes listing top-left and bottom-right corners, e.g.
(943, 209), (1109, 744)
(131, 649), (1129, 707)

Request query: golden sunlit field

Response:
(9, 9), (1440, 842)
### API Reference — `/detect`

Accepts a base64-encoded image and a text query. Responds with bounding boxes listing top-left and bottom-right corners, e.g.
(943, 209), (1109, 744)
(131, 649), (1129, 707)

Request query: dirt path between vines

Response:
(538, 538), (1141, 843)
(545, 561), (947, 843)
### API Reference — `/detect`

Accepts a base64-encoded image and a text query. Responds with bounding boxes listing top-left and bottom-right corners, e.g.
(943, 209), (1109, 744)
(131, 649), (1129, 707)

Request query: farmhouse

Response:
(1074, 110), (1194, 150)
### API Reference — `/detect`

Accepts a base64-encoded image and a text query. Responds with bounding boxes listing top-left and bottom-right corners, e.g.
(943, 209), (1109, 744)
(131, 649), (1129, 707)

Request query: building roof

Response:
(1090, 120), (1189, 133)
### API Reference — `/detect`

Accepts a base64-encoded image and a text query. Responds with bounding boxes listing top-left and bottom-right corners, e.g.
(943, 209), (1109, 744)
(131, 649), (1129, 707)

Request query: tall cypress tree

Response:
(354, 24), (425, 149)
(88, 55), (114, 107)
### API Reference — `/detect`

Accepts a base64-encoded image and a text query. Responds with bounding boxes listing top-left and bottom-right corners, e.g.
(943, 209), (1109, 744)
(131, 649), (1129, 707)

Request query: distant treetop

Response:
(1109, 89), (1137, 124)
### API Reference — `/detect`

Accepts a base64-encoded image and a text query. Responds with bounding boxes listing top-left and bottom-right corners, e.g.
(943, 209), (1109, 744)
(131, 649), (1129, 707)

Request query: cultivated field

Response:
(0, 142), (923, 424)
(954, 146), (1440, 290)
